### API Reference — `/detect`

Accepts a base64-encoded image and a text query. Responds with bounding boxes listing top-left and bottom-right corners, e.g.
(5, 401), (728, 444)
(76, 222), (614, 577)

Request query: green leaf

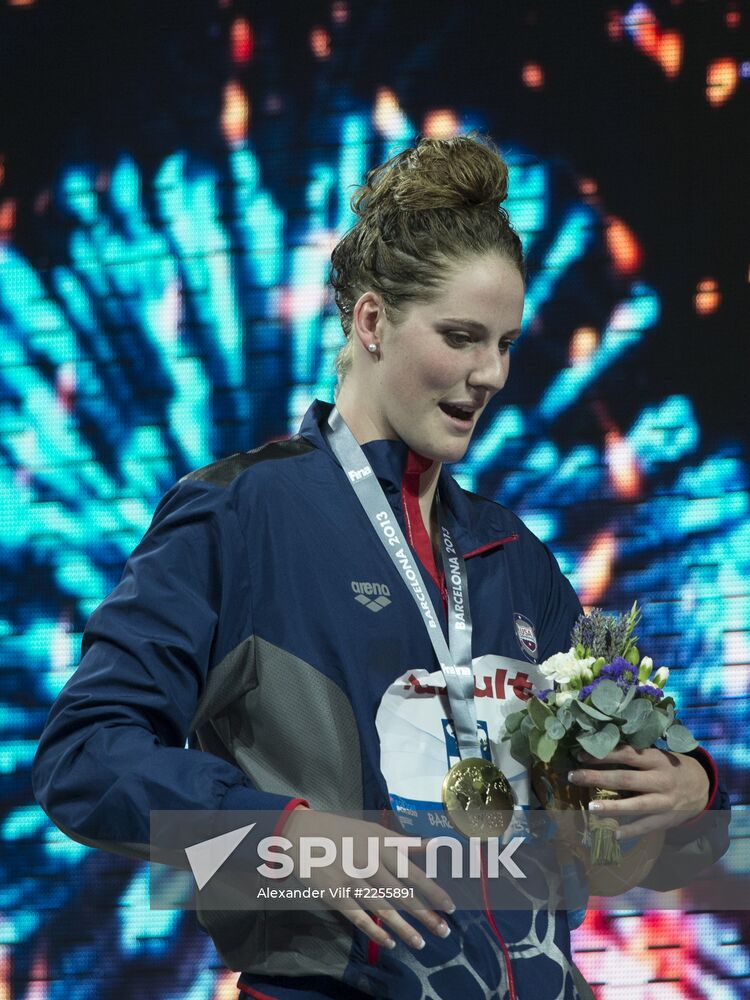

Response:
(625, 708), (669, 750)
(576, 723), (620, 759)
(571, 699), (612, 722)
(509, 728), (531, 766)
(528, 696), (553, 730)
(544, 718), (566, 741)
(665, 722), (698, 753)
(557, 708), (574, 730)
(619, 683), (637, 712)
(659, 697), (676, 723)
(530, 728), (558, 763)
(621, 699), (653, 734)
(590, 680), (624, 716)
(504, 711), (526, 735)
(569, 702), (597, 730)
(521, 714), (535, 734)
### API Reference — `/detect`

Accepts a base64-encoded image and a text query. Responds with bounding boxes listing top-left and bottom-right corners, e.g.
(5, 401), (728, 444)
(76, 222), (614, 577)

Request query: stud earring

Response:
(367, 343), (378, 353)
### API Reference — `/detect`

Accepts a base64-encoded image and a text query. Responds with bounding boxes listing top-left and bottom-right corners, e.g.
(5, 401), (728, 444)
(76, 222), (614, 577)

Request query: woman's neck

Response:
(335, 392), (442, 545)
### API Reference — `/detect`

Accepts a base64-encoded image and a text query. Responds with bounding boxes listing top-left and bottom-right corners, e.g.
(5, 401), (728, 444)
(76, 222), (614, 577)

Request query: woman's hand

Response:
(567, 745), (710, 840)
(282, 806), (455, 952)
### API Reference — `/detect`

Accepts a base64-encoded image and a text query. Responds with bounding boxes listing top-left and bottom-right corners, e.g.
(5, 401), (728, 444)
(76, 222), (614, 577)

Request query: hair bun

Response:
(353, 133), (509, 217)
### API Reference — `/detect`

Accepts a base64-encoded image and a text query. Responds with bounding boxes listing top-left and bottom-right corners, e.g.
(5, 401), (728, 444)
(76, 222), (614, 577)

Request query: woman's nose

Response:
(468, 347), (508, 392)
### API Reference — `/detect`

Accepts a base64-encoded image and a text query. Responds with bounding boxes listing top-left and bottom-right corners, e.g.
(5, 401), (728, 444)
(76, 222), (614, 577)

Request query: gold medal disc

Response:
(441, 758), (515, 839)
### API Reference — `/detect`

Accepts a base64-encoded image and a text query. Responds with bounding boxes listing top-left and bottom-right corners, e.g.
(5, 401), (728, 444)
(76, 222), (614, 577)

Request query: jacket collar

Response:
(299, 400), (519, 558)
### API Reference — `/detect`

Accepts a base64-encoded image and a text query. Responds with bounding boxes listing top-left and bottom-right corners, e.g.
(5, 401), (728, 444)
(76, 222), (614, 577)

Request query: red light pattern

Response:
(230, 18), (253, 64)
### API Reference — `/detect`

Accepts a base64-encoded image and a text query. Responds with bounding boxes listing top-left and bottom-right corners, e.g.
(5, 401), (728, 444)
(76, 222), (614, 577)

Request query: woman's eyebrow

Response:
(440, 318), (522, 338)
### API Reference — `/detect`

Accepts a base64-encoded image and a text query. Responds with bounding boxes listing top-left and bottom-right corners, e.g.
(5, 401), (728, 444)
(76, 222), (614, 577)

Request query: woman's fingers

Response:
(344, 906), (398, 950)
(614, 811), (676, 840)
(374, 868), (452, 941)
(380, 837), (455, 914)
(576, 746), (663, 769)
(340, 899), (445, 952)
(588, 791), (664, 814)
(368, 902), (429, 950)
(568, 765), (661, 795)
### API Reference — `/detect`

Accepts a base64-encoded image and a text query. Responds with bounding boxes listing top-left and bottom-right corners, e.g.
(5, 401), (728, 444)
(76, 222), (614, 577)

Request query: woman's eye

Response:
(499, 339), (517, 355)
(445, 331), (472, 347)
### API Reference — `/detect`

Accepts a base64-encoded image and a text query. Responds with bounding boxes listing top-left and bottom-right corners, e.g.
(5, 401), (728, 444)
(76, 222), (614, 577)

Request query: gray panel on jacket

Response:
(192, 634), (363, 810)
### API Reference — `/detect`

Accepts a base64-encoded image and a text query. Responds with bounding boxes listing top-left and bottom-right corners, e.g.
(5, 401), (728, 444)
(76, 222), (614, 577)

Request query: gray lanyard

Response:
(326, 407), (481, 760)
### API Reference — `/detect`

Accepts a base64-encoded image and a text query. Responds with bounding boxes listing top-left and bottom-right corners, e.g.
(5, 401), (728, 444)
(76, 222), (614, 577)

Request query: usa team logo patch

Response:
(514, 613), (538, 661)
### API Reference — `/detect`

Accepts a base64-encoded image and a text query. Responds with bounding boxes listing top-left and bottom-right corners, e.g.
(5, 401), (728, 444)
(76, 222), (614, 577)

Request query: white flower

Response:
(653, 666), (670, 688)
(554, 689), (577, 708)
(538, 647), (597, 686)
(638, 656), (653, 682)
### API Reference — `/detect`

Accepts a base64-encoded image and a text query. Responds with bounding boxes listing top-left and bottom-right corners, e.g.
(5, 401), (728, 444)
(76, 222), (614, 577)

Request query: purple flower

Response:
(579, 683), (596, 700)
(636, 684), (664, 701)
(537, 688), (553, 703)
(600, 656), (637, 689)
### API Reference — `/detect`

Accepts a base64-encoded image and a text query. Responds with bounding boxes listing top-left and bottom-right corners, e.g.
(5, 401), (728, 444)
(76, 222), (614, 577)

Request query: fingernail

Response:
(568, 771), (579, 783)
(444, 902), (456, 914)
(588, 801), (602, 811)
(436, 922), (451, 938)
(411, 935), (426, 950)
(383, 937), (396, 950)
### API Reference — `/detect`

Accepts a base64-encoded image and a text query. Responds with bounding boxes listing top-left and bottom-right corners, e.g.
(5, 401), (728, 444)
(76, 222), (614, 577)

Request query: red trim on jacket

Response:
(401, 451), (442, 595)
(680, 747), (719, 825)
(481, 849), (517, 1000)
(463, 535), (519, 560)
(238, 984), (278, 999)
(272, 797), (310, 837)
(367, 919), (382, 965)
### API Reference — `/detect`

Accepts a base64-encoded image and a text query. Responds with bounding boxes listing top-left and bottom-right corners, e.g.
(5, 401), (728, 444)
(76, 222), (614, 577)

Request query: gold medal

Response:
(441, 758), (515, 839)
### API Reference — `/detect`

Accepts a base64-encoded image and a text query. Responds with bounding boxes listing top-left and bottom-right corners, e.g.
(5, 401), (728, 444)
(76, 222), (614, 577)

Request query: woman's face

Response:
(364, 253), (525, 463)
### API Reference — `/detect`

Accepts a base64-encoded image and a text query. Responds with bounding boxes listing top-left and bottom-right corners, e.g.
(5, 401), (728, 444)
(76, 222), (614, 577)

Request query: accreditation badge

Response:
(376, 653), (549, 838)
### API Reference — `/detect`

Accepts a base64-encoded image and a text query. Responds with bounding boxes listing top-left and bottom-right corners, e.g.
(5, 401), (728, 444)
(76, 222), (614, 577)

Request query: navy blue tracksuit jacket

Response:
(33, 401), (729, 1000)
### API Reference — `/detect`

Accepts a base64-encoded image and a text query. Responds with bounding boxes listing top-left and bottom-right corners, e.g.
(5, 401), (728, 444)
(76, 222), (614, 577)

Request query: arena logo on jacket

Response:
(376, 653), (547, 837)
(513, 612), (539, 662)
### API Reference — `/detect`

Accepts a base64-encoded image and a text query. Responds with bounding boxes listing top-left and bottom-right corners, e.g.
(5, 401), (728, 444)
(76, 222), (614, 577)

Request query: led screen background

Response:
(0, 0), (748, 996)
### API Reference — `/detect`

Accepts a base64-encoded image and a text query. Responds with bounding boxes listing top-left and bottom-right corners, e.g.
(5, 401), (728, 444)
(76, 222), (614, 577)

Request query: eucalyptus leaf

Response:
(625, 708), (669, 749)
(528, 696), (553, 730)
(619, 683), (637, 712)
(504, 711), (525, 735)
(621, 699), (653, 734)
(576, 722), (620, 759)
(510, 728), (531, 766)
(569, 703), (596, 731)
(557, 708), (574, 730)
(544, 718), (566, 741)
(654, 709), (670, 737)
(534, 733), (557, 764)
(590, 680), (624, 716)
(665, 722), (698, 753)
(571, 699), (612, 723)
(521, 714), (535, 734)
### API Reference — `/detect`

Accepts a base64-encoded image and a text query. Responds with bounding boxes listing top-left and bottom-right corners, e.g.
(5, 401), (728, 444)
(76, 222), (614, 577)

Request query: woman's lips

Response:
(439, 402), (475, 430)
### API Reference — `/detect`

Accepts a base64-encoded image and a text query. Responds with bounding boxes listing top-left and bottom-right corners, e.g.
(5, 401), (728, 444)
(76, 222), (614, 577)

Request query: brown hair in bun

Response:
(330, 132), (524, 380)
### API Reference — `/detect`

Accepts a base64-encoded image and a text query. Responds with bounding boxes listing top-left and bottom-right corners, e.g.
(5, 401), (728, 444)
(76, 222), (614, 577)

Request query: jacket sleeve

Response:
(32, 475), (305, 862)
(534, 540), (583, 662)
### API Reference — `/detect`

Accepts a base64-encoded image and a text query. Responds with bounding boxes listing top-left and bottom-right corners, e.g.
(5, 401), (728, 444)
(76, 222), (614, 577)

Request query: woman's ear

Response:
(351, 291), (384, 356)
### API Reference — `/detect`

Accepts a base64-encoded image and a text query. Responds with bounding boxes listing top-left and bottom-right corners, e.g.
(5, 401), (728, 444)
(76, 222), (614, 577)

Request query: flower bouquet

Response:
(503, 602), (697, 874)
